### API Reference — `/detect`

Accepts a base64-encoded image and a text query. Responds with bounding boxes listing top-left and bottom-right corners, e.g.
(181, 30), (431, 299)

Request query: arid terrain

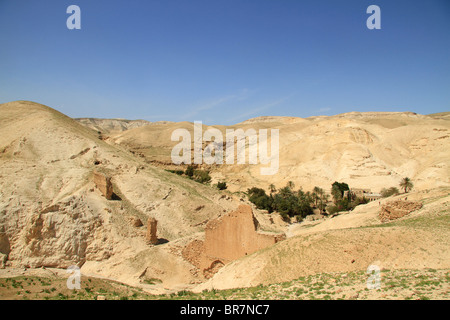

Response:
(0, 100), (449, 300)
(109, 111), (450, 193)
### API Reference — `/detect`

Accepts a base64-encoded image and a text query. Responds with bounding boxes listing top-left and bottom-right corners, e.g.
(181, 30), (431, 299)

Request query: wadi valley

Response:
(0, 100), (449, 300)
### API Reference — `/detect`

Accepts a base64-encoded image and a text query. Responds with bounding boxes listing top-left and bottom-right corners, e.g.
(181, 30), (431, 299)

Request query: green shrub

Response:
(193, 170), (211, 183)
(247, 184), (313, 217)
(177, 290), (193, 297)
(217, 181), (227, 190)
(327, 205), (339, 215)
(247, 187), (273, 212)
(166, 169), (184, 175)
(280, 212), (291, 222)
(381, 187), (400, 198)
(185, 165), (194, 177)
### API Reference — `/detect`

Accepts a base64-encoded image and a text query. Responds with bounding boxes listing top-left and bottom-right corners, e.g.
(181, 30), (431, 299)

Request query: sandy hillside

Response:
(195, 187), (450, 291)
(75, 118), (151, 135)
(108, 111), (450, 194)
(1, 100), (448, 297)
(0, 101), (257, 291)
(75, 118), (176, 136)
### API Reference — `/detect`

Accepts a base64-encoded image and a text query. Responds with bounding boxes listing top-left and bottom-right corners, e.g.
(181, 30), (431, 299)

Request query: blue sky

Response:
(1, 0), (449, 125)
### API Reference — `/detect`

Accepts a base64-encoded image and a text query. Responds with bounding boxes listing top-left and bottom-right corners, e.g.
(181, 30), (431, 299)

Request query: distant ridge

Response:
(107, 108), (450, 193)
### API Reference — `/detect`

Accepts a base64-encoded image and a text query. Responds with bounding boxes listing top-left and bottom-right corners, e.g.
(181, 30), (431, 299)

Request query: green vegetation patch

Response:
(0, 268), (448, 300)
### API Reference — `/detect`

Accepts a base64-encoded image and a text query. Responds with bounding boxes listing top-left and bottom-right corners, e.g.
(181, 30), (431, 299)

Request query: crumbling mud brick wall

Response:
(183, 205), (285, 278)
(379, 200), (423, 222)
(93, 171), (114, 200)
(204, 204), (285, 263)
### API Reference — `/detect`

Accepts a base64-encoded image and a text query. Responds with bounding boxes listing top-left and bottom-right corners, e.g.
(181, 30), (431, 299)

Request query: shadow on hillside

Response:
(157, 238), (169, 245)
(111, 193), (122, 201)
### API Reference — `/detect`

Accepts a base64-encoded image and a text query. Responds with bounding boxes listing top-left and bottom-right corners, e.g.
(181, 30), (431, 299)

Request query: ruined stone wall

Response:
(93, 171), (113, 200)
(182, 239), (204, 269)
(204, 205), (283, 264)
(0, 230), (11, 269)
(146, 217), (158, 245)
(379, 200), (423, 222)
(183, 205), (285, 278)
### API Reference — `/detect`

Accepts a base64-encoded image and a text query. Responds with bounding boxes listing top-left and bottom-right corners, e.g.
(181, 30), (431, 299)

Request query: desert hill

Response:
(0, 100), (448, 297)
(196, 187), (450, 291)
(75, 118), (151, 135)
(427, 112), (450, 120)
(108, 111), (450, 194)
(1, 101), (269, 290)
(75, 118), (176, 135)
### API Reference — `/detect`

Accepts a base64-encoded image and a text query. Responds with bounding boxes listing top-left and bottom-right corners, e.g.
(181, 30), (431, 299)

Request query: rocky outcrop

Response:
(2, 196), (111, 268)
(129, 216), (143, 227)
(75, 118), (151, 135)
(0, 229), (11, 269)
(93, 171), (114, 200)
(379, 200), (423, 222)
(183, 205), (285, 278)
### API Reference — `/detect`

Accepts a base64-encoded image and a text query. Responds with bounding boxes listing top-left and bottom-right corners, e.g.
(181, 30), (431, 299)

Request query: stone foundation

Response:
(379, 200), (423, 222)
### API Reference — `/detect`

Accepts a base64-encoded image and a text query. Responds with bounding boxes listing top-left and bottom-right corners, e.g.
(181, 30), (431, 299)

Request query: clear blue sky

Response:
(1, 0), (449, 124)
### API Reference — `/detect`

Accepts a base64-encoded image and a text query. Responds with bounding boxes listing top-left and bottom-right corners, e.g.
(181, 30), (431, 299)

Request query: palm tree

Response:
(331, 184), (342, 204)
(287, 181), (295, 191)
(312, 186), (321, 207)
(311, 186), (328, 212)
(305, 191), (313, 206)
(269, 184), (276, 194)
(399, 177), (413, 193)
(319, 193), (330, 213)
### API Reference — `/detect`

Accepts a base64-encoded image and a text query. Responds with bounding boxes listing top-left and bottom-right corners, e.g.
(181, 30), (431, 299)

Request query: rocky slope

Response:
(109, 111), (450, 194)
(75, 118), (174, 135)
(75, 118), (149, 134)
(1, 100), (448, 295)
(0, 101), (249, 290)
(195, 188), (450, 291)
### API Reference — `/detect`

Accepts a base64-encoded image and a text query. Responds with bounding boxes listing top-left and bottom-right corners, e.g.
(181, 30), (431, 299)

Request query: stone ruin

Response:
(0, 229), (10, 269)
(93, 171), (114, 200)
(182, 204), (286, 278)
(146, 217), (158, 245)
(379, 200), (423, 222)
